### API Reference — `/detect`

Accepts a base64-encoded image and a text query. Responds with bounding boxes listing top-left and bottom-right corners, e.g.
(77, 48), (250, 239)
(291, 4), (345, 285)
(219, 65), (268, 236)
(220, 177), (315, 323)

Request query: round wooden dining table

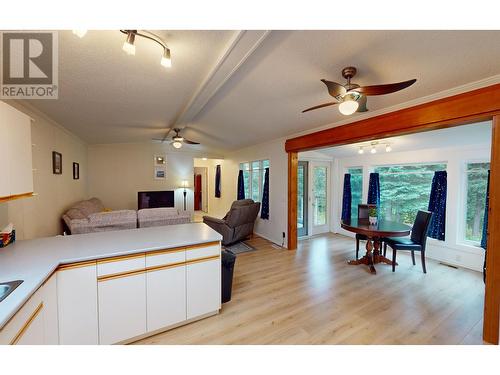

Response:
(341, 218), (411, 274)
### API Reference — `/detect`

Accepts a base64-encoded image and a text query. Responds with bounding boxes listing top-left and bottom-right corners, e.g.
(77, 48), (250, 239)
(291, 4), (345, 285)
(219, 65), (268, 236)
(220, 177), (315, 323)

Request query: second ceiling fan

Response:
(303, 66), (417, 115)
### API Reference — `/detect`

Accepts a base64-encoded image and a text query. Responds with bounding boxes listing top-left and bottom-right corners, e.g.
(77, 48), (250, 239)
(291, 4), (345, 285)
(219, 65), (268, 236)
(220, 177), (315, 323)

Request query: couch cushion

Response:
(138, 207), (179, 220)
(65, 208), (87, 220)
(73, 198), (104, 217)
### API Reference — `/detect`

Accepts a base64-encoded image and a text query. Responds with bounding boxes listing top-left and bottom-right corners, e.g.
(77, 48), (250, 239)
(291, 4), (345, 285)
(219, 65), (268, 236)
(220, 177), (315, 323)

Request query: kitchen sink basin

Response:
(0, 280), (23, 303)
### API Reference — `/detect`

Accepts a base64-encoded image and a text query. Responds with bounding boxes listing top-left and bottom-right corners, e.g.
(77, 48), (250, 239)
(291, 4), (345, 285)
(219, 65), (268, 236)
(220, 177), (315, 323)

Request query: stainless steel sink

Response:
(0, 280), (23, 303)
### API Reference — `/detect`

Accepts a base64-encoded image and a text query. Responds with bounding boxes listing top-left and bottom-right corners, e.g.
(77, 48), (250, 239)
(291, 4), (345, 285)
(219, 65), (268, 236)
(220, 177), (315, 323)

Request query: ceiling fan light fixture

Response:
(123, 31), (136, 55)
(338, 93), (359, 115)
(172, 141), (182, 149)
(160, 48), (172, 68)
(72, 30), (87, 38)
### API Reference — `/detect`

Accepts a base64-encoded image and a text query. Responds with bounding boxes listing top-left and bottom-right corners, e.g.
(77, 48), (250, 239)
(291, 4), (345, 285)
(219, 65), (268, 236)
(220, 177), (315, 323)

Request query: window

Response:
(239, 159), (269, 202)
(347, 167), (363, 218)
(464, 162), (490, 243)
(375, 163), (447, 225)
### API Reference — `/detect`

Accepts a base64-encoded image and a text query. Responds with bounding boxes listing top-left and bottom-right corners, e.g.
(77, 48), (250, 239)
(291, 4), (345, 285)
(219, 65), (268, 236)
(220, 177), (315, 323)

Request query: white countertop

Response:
(0, 223), (222, 329)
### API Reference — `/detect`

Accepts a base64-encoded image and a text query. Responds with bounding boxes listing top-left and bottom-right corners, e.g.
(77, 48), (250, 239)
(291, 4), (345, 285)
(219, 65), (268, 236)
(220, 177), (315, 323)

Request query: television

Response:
(138, 190), (175, 210)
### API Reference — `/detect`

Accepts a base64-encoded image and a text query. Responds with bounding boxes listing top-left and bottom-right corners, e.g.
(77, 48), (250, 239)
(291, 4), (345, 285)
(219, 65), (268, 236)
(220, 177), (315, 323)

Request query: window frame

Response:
(345, 166), (364, 219)
(239, 159), (270, 203)
(459, 158), (490, 247)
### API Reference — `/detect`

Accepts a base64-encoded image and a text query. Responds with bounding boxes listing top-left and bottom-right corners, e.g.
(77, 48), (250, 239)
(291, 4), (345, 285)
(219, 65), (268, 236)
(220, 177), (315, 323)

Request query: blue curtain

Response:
(260, 168), (270, 219)
(215, 165), (221, 198)
(367, 173), (380, 207)
(341, 173), (352, 221)
(237, 170), (245, 200)
(481, 170), (490, 249)
(427, 170), (447, 241)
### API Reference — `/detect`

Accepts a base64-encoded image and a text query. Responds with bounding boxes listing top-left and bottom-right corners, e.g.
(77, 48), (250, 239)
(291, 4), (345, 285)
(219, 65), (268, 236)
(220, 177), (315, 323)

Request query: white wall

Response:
(0, 101), (88, 239)
(222, 138), (288, 246)
(332, 143), (491, 272)
(87, 143), (198, 212)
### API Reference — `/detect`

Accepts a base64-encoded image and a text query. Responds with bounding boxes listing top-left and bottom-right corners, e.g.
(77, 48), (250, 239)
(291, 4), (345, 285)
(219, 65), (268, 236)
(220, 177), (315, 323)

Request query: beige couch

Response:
(62, 198), (137, 235)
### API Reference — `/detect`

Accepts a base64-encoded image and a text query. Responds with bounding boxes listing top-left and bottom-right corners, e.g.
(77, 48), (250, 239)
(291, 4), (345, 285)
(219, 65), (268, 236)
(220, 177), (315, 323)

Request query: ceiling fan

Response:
(302, 66), (417, 115)
(152, 128), (200, 149)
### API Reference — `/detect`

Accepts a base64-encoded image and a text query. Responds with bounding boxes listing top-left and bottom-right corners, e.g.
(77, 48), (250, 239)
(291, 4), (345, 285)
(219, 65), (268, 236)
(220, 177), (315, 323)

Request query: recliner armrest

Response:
(202, 216), (225, 225)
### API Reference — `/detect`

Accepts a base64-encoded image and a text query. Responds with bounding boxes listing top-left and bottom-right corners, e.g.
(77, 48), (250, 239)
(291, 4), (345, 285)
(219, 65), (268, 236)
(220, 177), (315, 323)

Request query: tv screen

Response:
(138, 191), (175, 210)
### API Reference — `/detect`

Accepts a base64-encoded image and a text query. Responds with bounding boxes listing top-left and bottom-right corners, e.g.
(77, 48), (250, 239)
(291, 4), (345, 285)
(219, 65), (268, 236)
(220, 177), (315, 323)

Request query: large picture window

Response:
(375, 163), (447, 225)
(464, 162), (490, 243)
(347, 167), (363, 218)
(239, 159), (269, 202)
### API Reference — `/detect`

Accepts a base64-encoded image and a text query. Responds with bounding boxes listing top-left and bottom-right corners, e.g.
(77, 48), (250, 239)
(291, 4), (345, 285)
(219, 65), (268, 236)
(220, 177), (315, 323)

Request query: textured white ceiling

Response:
(304, 121), (492, 159)
(26, 30), (500, 153)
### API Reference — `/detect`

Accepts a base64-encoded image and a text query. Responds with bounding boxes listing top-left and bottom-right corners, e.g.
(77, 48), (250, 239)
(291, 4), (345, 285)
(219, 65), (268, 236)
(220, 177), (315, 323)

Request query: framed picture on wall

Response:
(154, 155), (166, 165)
(73, 162), (80, 180)
(154, 166), (166, 180)
(52, 151), (62, 174)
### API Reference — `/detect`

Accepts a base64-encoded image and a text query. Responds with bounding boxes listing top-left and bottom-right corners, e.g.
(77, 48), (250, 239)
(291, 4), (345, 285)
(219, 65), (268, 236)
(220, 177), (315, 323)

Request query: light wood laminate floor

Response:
(135, 233), (485, 345)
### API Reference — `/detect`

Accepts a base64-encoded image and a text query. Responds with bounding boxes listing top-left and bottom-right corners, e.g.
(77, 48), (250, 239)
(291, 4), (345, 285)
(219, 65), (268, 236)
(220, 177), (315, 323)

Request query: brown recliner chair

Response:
(203, 199), (261, 246)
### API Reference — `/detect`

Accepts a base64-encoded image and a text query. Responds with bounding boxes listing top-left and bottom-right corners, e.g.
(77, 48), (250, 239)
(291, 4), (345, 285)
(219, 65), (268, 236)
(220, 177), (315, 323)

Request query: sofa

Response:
(62, 198), (137, 234)
(138, 207), (191, 228)
(203, 199), (261, 246)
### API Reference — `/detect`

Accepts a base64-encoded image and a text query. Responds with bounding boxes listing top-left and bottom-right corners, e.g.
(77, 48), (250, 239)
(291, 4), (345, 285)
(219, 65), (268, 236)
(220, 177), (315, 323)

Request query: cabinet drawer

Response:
(97, 253), (145, 277)
(146, 248), (185, 268)
(185, 242), (221, 261)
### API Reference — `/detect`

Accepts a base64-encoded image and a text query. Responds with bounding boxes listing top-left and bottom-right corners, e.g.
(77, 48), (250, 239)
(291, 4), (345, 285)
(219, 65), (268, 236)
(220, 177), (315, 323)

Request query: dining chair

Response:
(355, 204), (376, 259)
(382, 210), (433, 273)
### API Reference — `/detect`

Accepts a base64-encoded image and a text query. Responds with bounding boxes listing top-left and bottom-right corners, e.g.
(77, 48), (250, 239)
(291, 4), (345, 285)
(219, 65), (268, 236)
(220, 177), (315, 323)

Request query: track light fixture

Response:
(73, 30), (172, 69)
(355, 141), (393, 155)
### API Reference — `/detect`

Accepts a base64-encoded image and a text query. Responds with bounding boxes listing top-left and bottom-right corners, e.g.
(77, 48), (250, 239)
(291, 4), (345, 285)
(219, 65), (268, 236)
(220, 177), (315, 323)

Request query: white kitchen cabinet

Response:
(57, 261), (99, 344)
(186, 244), (221, 320)
(0, 288), (44, 345)
(0, 101), (33, 199)
(97, 255), (147, 344)
(41, 274), (59, 344)
(146, 250), (186, 332)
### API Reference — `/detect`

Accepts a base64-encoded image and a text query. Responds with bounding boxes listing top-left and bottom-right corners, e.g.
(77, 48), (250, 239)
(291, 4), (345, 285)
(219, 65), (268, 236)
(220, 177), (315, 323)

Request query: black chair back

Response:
(358, 204), (376, 220)
(410, 210), (433, 247)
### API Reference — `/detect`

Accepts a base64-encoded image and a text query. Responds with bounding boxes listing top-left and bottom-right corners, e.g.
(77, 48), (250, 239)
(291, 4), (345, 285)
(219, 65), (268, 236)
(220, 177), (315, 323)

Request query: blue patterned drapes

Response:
(427, 170), (447, 241)
(260, 167), (270, 219)
(341, 173), (352, 221)
(481, 170), (490, 249)
(367, 173), (380, 207)
(237, 170), (245, 200)
(215, 165), (221, 198)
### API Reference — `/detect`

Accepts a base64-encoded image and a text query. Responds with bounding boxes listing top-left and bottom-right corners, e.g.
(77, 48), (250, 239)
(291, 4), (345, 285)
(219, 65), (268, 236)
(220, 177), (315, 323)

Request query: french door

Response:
(310, 161), (330, 235)
(297, 161), (308, 237)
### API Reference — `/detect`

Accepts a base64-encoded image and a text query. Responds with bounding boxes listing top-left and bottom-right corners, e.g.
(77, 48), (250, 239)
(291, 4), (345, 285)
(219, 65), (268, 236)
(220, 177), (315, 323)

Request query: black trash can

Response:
(221, 250), (237, 303)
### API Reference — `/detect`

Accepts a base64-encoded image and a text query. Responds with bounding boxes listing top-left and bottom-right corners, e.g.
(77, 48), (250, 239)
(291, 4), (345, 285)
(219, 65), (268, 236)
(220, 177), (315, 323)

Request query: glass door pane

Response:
(312, 165), (328, 231)
(297, 161), (308, 237)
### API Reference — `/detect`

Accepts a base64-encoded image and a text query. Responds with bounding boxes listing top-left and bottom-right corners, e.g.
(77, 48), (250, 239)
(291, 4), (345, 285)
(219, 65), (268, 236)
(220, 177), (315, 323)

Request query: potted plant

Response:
(368, 206), (378, 225)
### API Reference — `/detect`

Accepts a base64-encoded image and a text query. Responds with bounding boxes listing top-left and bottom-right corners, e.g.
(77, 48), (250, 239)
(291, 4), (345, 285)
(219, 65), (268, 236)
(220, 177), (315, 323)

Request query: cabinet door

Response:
(0, 102), (11, 197)
(97, 255), (146, 344)
(0, 289), (44, 345)
(57, 262), (99, 344)
(186, 258), (221, 320)
(2, 102), (33, 195)
(42, 274), (59, 344)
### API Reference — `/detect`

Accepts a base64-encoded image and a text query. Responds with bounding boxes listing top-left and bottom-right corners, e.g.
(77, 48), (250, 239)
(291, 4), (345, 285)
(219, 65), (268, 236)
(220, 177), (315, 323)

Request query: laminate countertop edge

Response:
(0, 223), (222, 330)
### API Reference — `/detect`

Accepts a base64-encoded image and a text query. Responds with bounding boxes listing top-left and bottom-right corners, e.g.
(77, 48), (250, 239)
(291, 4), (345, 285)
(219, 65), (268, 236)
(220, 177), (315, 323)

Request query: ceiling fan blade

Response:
(321, 79), (347, 98)
(350, 79), (417, 96)
(183, 139), (200, 145)
(357, 95), (368, 112)
(302, 101), (338, 113)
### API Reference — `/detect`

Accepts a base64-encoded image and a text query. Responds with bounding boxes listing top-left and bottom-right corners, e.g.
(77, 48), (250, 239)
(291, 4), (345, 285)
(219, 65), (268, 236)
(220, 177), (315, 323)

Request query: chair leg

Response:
(383, 242), (387, 257)
(411, 251), (416, 265)
(421, 251), (427, 274)
(392, 248), (397, 272)
(356, 238), (359, 259)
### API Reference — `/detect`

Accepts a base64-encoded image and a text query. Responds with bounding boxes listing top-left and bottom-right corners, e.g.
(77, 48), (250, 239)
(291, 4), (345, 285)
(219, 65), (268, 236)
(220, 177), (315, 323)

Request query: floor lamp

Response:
(181, 180), (189, 211)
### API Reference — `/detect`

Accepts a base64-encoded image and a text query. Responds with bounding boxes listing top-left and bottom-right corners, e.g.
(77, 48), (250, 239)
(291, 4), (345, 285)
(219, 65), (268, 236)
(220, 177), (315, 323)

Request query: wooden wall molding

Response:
(285, 83), (500, 152)
(284, 84), (500, 344)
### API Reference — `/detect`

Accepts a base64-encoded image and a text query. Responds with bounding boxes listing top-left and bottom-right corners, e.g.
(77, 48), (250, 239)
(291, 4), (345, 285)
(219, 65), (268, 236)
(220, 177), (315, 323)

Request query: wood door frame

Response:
(285, 83), (500, 344)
